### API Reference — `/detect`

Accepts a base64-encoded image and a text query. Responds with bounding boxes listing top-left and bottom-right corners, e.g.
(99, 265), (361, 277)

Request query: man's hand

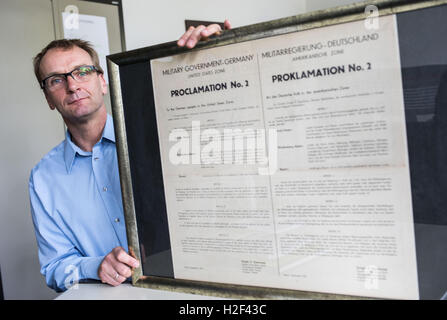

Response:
(98, 246), (139, 286)
(177, 19), (232, 49)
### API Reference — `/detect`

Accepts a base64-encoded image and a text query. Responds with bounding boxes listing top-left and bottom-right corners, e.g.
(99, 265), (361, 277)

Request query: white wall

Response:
(0, 0), (63, 300)
(121, 0), (372, 52)
(122, 0), (306, 50)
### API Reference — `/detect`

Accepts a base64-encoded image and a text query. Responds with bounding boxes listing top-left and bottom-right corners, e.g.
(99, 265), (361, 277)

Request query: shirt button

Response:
(94, 157), (100, 161)
(103, 186), (108, 192)
(114, 218), (120, 223)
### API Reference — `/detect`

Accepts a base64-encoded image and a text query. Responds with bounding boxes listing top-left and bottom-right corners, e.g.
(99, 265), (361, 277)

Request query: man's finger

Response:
(177, 21), (231, 49)
(112, 271), (127, 283)
(177, 26), (195, 47)
(114, 247), (139, 268)
(99, 265), (121, 286)
(186, 25), (206, 48)
(224, 19), (231, 30)
(200, 24), (222, 38)
(113, 262), (132, 278)
(105, 271), (122, 286)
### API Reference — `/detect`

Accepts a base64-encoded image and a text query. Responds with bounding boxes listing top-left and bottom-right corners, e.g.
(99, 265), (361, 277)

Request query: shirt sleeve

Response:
(29, 173), (104, 292)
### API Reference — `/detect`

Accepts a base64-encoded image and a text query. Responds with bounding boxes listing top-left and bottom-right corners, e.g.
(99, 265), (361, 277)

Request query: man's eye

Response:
(76, 68), (93, 77)
(50, 77), (64, 85)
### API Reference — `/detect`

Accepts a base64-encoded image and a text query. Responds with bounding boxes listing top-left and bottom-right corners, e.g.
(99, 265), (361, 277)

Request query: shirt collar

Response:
(102, 113), (116, 144)
(64, 114), (115, 173)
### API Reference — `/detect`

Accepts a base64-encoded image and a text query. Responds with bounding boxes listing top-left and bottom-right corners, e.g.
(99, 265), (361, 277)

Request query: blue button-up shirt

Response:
(29, 114), (128, 292)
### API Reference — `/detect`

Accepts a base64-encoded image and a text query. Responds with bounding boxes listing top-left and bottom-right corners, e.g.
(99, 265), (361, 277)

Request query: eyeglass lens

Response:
(44, 66), (97, 90)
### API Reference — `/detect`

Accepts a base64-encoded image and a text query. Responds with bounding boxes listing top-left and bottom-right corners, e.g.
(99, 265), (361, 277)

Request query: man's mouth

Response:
(67, 92), (89, 104)
(68, 97), (86, 104)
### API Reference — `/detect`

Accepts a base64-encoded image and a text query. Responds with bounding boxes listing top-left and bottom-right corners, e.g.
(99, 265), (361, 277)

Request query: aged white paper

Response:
(150, 15), (418, 299)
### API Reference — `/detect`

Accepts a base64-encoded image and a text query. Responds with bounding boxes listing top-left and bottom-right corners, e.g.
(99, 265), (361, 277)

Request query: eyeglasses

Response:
(41, 65), (102, 91)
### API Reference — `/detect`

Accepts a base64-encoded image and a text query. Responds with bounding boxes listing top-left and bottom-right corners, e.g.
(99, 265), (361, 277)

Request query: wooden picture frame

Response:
(107, 0), (447, 299)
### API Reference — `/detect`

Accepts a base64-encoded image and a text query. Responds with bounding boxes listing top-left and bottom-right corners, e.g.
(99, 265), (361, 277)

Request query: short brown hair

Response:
(33, 38), (103, 87)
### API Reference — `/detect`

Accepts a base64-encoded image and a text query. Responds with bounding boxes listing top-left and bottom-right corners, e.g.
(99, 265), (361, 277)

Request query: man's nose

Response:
(66, 75), (80, 92)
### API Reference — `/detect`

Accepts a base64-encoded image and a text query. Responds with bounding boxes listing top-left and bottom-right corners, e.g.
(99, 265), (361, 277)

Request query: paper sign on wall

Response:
(62, 12), (111, 84)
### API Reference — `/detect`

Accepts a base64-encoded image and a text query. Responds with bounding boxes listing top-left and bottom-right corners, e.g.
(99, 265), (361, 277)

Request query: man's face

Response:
(39, 46), (107, 123)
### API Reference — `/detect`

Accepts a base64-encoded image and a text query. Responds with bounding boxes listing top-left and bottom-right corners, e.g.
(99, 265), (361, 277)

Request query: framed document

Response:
(107, 0), (447, 299)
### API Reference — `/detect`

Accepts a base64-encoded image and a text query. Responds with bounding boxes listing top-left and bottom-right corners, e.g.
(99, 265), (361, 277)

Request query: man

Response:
(29, 21), (231, 292)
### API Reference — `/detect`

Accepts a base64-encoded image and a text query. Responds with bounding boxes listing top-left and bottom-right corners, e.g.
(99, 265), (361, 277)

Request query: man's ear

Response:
(44, 90), (56, 110)
(99, 73), (108, 96)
